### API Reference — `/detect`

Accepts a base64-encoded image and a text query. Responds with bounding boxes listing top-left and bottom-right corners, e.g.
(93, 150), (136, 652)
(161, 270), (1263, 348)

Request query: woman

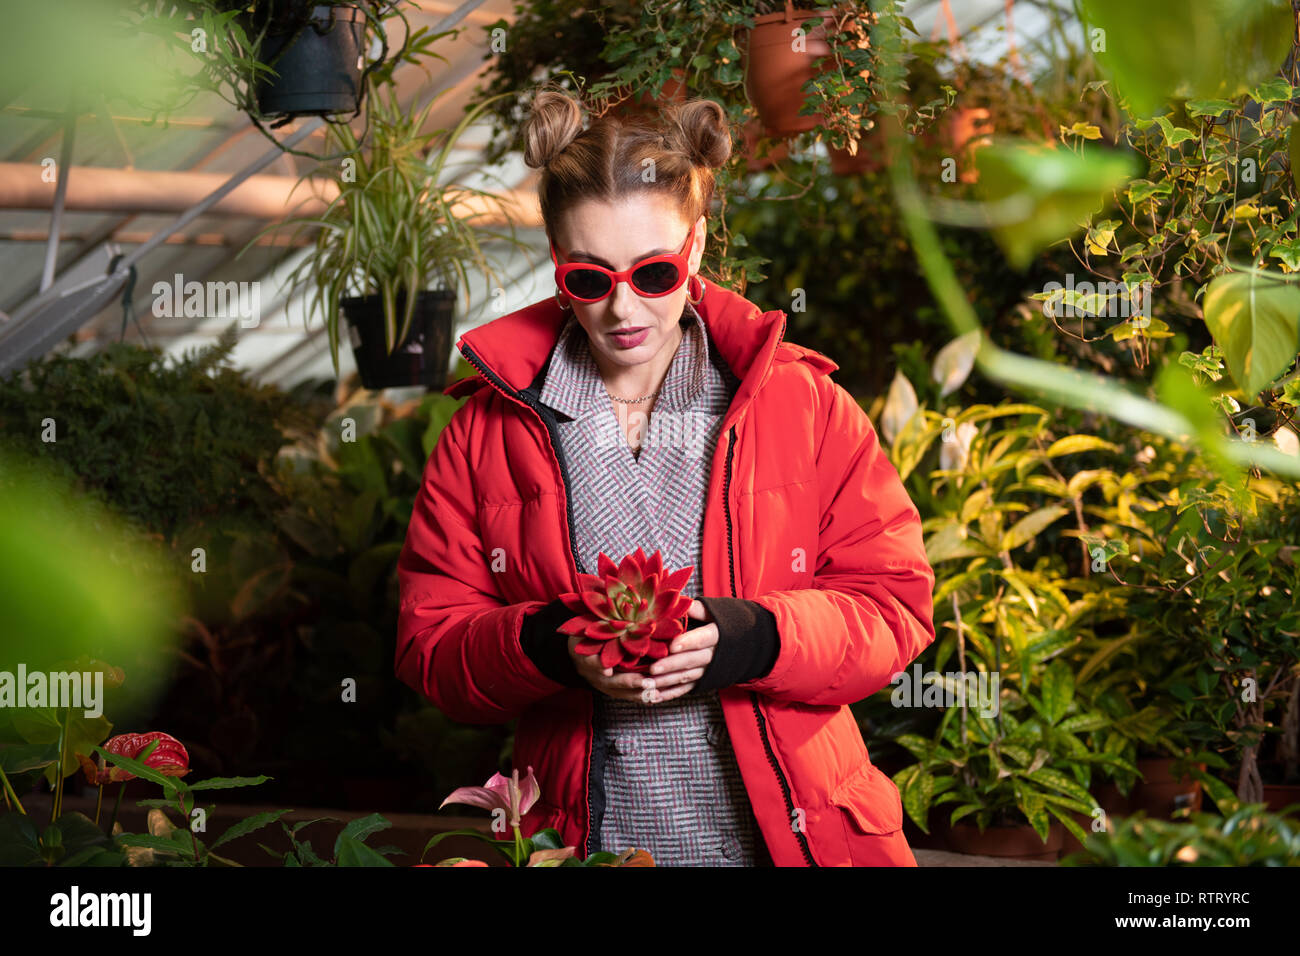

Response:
(395, 88), (937, 866)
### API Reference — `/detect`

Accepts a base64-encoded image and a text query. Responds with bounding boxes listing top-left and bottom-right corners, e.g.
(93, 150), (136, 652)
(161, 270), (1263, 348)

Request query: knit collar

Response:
(537, 301), (708, 421)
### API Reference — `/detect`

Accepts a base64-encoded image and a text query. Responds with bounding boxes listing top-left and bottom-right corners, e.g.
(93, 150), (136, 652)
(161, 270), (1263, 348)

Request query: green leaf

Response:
(336, 833), (395, 867)
(1039, 659), (1074, 726)
(1000, 505), (1069, 551)
(94, 743), (184, 794)
(1026, 768), (1094, 805)
(1079, 0), (1293, 117)
(421, 828), (505, 861)
(334, 812), (391, 858)
(1201, 272), (1300, 401)
(1251, 76), (1294, 104)
(896, 764), (936, 832)
(1153, 115), (1198, 146)
(1126, 180), (1173, 204)
(114, 834), (184, 855)
(527, 828), (566, 851)
(1045, 803), (1092, 845)
(1018, 787), (1051, 842)
(975, 141), (1137, 269)
(1185, 99), (1235, 118)
(0, 813), (42, 866)
(0, 742), (61, 774)
(211, 809), (293, 851)
(1044, 435), (1120, 458)
(925, 522), (986, 563)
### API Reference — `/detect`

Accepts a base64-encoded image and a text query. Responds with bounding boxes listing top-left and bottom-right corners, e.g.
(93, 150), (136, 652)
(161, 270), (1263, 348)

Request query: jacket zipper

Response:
(458, 345), (596, 858)
(723, 423), (818, 867)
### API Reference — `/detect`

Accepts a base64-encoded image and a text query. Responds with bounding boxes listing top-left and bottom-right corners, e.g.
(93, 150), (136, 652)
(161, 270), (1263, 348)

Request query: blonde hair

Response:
(521, 83), (732, 247)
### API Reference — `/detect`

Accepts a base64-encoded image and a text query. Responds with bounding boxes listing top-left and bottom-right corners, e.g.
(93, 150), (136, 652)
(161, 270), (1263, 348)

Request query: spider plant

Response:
(245, 67), (530, 377)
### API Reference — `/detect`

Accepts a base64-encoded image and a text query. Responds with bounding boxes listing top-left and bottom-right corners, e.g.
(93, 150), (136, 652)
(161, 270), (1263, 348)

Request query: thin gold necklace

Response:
(607, 389), (659, 404)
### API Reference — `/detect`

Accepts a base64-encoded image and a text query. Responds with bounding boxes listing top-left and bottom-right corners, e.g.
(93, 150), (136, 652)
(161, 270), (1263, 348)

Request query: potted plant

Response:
(246, 1), (372, 119)
(247, 63), (530, 388)
(117, 0), (418, 157)
(893, 658), (1130, 862)
(742, 1), (870, 136)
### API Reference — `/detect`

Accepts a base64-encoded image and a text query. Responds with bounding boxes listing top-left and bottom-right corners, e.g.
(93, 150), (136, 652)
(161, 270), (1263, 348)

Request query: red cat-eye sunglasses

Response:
(550, 224), (699, 303)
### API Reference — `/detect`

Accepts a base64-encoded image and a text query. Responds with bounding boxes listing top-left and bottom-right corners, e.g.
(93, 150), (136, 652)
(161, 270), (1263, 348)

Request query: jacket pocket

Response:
(830, 759), (904, 835)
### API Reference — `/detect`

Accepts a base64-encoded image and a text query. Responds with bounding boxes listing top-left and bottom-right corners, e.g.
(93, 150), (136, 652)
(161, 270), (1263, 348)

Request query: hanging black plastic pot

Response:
(340, 289), (456, 390)
(255, 3), (366, 118)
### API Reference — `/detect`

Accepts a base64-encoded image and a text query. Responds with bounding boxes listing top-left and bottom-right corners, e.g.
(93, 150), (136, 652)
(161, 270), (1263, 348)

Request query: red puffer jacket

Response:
(396, 277), (936, 866)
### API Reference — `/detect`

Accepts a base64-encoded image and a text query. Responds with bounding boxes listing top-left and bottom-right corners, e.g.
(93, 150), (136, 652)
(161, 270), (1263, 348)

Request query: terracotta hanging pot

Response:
(742, 0), (871, 138)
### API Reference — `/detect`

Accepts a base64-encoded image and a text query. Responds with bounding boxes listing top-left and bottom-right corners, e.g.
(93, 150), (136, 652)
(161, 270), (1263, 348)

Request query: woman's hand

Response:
(567, 600), (717, 703)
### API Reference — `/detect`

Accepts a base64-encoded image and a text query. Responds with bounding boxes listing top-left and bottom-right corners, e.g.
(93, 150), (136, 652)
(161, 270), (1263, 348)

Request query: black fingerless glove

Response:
(688, 596), (781, 693)
(518, 598), (588, 689)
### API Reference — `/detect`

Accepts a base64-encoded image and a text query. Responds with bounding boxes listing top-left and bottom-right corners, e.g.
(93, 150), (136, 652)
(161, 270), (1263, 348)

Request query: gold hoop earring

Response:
(686, 274), (705, 305)
(555, 288), (571, 311)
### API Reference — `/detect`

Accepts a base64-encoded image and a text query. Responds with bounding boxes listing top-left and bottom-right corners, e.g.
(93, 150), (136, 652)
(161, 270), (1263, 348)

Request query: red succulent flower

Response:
(557, 548), (693, 674)
(77, 731), (190, 786)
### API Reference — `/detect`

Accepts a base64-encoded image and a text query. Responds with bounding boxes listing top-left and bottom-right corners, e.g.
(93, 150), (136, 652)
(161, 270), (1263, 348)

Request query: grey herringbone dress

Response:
(537, 300), (770, 866)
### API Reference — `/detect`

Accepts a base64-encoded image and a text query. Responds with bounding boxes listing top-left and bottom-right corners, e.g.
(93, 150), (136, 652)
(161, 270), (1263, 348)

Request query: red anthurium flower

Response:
(557, 548), (693, 674)
(77, 733), (189, 785)
(439, 766), (539, 830)
(76, 731), (190, 786)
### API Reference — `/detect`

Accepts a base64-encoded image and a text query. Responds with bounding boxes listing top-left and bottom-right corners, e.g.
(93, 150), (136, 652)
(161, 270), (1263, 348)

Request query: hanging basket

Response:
(742, 1), (871, 139)
(254, 3), (367, 118)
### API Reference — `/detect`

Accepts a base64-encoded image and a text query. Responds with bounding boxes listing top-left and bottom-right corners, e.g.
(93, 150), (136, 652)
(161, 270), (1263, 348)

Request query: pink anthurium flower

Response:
(439, 766), (539, 830)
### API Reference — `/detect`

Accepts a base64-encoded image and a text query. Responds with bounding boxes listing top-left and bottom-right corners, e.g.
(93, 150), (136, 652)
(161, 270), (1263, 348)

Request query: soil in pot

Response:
(341, 289), (455, 391)
(255, 3), (366, 118)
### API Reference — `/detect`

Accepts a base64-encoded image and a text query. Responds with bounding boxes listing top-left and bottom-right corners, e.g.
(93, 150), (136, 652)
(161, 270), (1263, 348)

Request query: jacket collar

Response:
(445, 277), (795, 421)
(536, 302), (708, 420)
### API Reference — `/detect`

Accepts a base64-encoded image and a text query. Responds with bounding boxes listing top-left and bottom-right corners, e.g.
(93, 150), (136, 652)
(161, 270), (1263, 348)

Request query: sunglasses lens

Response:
(564, 268), (612, 300)
(631, 260), (681, 295)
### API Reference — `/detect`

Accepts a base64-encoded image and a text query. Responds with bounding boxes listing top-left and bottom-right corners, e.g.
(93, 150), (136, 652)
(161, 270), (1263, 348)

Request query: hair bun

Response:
(668, 98), (732, 170)
(522, 86), (586, 169)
